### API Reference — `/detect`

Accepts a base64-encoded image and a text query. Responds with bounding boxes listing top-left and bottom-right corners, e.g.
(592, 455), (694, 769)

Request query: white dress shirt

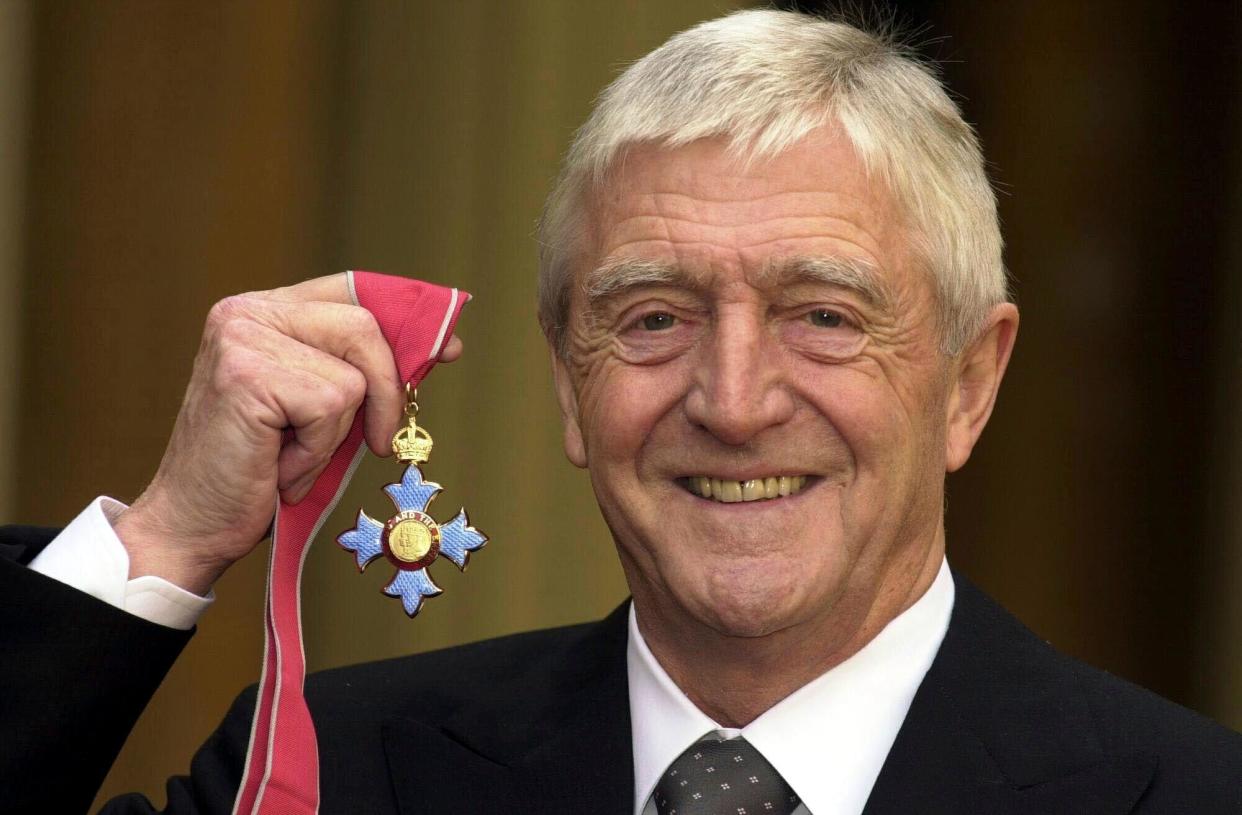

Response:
(32, 500), (951, 815)
(29, 497), (212, 630)
(628, 559), (954, 815)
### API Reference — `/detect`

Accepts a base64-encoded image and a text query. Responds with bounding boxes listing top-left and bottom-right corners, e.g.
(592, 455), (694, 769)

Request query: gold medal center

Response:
(388, 519), (434, 563)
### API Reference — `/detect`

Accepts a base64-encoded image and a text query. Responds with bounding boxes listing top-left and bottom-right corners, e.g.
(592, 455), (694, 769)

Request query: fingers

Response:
(272, 365), (364, 502)
(208, 320), (369, 502)
(240, 275), (466, 431)
(440, 334), (464, 363)
(207, 294), (401, 455)
(209, 276), (465, 470)
(258, 273), (354, 306)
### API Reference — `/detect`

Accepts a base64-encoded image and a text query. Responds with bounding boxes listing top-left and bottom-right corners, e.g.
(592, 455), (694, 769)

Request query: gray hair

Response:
(536, 8), (1009, 356)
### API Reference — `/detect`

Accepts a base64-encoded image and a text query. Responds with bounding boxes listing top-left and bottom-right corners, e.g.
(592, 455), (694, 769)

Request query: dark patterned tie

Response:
(654, 734), (801, 815)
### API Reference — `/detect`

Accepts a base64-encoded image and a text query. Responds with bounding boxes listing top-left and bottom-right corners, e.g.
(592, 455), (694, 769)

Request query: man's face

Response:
(554, 125), (957, 638)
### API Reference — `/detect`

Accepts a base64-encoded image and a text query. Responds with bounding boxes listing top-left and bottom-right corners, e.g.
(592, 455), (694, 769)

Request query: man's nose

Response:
(684, 312), (795, 445)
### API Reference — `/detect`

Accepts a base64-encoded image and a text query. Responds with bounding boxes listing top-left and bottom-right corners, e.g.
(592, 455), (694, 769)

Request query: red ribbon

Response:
(232, 272), (469, 815)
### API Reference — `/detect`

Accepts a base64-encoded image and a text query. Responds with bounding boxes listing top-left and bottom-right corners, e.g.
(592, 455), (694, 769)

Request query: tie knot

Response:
(654, 734), (800, 815)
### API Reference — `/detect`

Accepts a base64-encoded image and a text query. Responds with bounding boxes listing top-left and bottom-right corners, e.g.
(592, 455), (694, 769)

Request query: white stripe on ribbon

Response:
(429, 288), (459, 360)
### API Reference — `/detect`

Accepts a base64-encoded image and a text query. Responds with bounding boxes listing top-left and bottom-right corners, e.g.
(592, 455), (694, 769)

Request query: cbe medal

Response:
(337, 384), (487, 616)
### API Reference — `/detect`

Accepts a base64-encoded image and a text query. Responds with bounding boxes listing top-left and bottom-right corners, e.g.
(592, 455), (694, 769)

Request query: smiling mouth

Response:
(677, 475), (813, 504)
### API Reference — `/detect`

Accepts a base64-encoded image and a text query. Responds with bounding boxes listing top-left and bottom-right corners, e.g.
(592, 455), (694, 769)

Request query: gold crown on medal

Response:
(392, 423), (434, 464)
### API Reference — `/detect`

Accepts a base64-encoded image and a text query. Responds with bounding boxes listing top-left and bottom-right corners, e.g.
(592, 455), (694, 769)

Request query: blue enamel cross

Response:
(337, 465), (488, 617)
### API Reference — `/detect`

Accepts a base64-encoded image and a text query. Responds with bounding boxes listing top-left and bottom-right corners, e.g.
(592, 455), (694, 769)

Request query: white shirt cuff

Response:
(29, 496), (213, 630)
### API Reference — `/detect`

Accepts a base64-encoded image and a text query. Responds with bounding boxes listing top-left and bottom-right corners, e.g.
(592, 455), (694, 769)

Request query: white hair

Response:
(536, 8), (1008, 355)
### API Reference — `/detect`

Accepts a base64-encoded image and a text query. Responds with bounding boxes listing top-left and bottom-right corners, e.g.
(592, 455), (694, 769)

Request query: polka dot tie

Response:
(654, 735), (800, 815)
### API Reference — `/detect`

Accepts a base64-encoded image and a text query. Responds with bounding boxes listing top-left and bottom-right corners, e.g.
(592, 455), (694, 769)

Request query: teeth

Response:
(685, 475), (810, 503)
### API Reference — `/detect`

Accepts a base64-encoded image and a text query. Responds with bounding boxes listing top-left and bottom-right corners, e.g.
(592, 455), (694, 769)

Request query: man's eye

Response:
(641, 312), (677, 331)
(807, 309), (843, 328)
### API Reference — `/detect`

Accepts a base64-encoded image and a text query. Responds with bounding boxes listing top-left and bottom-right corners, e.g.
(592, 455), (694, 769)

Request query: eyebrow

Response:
(582, 258), (696, 304)
(758, 255), (892, 311)
(583, 254), (891, 311)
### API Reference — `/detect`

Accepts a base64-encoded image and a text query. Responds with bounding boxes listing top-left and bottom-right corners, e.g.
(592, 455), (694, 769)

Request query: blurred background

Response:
(0, 0), (1238, 808)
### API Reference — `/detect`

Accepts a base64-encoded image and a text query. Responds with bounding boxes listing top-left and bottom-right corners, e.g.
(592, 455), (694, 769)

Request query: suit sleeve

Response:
(0, 526), (198, 813)
(96, 686), (257, 815)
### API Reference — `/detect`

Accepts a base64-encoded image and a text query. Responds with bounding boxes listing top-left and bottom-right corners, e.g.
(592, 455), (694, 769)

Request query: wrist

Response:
(113, 499), (226, 597)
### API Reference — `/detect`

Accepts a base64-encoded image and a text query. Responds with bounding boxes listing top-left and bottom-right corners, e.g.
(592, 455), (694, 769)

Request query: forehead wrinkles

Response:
(601, 195), (891, 257)
(624, 187), (876, 221)
(584, 192), (896, 291)
(575, 137), (911, 318)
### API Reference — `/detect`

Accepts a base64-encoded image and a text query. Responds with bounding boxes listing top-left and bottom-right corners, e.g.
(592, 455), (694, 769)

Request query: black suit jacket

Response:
(1, 524), (1239, 814)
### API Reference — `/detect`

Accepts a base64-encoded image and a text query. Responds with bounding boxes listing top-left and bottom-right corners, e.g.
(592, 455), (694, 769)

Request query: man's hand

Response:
(113, 274), (463, 595)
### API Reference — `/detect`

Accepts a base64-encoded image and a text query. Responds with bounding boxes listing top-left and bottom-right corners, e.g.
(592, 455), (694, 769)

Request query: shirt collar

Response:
(627, 558), (955, 815)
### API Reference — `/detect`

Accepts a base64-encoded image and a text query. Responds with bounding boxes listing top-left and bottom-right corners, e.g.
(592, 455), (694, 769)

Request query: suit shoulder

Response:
(1065, 649), (1242, 798)
(1007, 606), (1242, 761)
(952, 575), (1242, 803)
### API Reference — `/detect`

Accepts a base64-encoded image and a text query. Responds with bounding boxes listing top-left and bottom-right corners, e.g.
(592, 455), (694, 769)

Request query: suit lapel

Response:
(382, 604), (634, 815)
(864, 573), (1155, 815)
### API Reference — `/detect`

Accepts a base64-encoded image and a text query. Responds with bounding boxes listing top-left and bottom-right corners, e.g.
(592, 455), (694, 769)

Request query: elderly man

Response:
(2, 9), (1239, 815)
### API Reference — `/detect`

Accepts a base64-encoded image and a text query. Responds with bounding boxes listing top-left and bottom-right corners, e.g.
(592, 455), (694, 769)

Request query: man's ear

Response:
(549, 344), (588, 468)
(945, 302), (1019, 472)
